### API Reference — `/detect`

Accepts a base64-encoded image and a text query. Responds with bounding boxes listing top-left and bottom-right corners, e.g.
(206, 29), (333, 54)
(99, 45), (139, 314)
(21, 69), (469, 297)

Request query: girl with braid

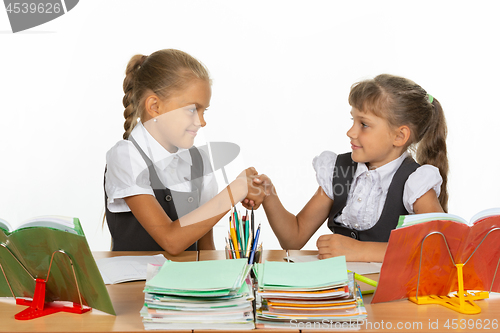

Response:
(247, 74), (448, 262)
(105, 49), (258, 254)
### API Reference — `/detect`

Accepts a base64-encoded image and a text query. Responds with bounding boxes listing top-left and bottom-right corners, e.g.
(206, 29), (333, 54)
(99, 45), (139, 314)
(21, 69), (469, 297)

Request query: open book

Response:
(0, 215), (81, 235)
(373, 208), (500, 303)
(0, 215), (115, 315)
(396, 208), (500, 228)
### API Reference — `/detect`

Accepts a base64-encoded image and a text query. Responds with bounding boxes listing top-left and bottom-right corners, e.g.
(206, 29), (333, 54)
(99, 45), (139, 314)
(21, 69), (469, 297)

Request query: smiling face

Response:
(144, 79), (211, 153)
(346, 107), (405, 169)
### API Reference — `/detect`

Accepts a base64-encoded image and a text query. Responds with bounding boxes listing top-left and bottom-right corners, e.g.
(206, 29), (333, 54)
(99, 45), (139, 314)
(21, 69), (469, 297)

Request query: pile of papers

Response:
(141, 258), (255, 330)
(253, 256), (367, 330)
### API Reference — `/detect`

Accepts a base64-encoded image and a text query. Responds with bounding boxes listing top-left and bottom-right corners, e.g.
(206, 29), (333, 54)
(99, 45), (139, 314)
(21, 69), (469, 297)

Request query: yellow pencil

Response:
(229, 214), (240, 258)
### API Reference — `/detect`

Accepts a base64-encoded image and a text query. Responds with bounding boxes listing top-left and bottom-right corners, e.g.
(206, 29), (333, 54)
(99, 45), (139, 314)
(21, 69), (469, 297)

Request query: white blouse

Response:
(105, 122), (218, 213)
(313, 151), (442, 231)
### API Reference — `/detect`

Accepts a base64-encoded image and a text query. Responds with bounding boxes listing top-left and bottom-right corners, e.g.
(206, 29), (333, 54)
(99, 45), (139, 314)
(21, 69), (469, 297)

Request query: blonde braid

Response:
(122, 55), (147, 139)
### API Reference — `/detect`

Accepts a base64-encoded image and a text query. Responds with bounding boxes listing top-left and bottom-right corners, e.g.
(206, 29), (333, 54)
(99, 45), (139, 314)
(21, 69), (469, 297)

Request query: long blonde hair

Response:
(122, 49), (211, 139)
(349, 74), (449, 212)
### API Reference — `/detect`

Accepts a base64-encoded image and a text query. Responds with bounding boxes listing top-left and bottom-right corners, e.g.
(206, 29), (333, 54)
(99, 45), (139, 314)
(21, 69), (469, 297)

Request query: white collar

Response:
(129, 122), (193, 169)
(353, 151), (409, 183)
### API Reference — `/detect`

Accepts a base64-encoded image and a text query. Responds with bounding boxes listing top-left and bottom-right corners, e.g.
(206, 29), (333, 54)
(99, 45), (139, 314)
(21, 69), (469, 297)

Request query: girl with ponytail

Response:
(247, 74), (448, 262)
(105, 49), (258, 254)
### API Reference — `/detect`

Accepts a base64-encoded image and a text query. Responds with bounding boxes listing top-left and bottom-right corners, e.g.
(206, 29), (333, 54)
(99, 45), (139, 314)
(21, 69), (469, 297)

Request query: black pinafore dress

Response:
(105, 137), (203, 251)
(327, 153), (420, 242)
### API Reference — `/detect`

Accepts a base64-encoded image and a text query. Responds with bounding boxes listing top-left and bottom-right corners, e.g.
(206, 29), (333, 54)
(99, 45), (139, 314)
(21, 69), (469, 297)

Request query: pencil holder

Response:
(225, 247), (262, 264)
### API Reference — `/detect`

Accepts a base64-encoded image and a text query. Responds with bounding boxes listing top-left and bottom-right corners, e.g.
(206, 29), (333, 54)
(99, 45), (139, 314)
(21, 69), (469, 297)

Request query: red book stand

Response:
(0, 247), (91, 320)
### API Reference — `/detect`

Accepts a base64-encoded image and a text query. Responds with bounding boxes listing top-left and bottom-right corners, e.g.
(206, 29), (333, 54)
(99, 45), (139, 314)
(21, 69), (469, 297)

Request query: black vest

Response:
(105, 137), (203, 251)
(327, 153), (419, 242)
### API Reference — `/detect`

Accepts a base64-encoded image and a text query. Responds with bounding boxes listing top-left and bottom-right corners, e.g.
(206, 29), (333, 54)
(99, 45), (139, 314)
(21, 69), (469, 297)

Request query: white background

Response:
(1, 1), (499, 251)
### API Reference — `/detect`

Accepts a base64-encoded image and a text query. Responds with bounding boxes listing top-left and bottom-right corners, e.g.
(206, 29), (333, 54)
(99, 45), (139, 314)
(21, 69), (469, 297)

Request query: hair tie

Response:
(427, 93), (434, 104)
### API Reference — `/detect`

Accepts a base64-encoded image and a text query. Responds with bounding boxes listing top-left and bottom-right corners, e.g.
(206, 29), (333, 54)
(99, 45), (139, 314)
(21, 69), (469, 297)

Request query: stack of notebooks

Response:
(253, 256), (367, 329)
(140, 258), (255, 330)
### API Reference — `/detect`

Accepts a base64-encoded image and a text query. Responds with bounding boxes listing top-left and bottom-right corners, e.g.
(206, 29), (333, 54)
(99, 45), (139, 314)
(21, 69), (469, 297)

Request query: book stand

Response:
(409, 229), (500, 314)
(0, 244), (91, 320)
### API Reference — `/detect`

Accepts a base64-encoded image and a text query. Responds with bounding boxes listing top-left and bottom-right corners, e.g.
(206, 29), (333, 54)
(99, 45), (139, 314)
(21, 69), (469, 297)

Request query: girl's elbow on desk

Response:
(279, 238), (307, 251)
(160, 242), (187, 256)
(155, 234), (190, 256)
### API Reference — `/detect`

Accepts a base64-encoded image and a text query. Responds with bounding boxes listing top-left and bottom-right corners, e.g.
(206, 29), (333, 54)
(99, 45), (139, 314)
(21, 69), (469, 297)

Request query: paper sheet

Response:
(96, 254), (167, 284)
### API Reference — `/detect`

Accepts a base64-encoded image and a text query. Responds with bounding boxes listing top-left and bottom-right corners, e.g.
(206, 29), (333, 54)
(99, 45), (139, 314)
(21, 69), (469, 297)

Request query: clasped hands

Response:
(240, 167), (272, 210)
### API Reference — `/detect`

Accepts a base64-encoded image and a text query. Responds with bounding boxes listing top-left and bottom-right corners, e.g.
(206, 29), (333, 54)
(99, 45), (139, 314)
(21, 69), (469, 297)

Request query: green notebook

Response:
(0, 216), (115, 315)
(145, 258), (251, 296)
(257, 256), (348, 290)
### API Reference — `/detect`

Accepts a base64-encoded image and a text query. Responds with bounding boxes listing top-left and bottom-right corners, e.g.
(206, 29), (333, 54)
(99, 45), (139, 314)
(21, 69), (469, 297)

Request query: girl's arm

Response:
(253, 175), (334, 250)
(250, 174), (385, 260)
(316, 188), (444, 262)
(124, 169), (257, 255)
(412, 189), (444, 214)
(197, 228), (215, 250)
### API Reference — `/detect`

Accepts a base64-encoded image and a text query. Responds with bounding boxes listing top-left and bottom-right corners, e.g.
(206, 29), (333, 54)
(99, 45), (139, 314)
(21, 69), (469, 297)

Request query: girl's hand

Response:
(316, 234), (387, 262)
(228, 167), (257, 206)
(252, 174), (274, 197)
(242, 173), (274, 210)
(231, 167), (262, 209)
(316, 234), (363, 261)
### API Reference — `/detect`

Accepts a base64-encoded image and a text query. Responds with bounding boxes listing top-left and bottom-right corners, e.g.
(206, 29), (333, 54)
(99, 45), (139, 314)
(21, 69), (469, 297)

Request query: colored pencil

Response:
(229, 212), (240, 258)
(248, 223), (261, 264)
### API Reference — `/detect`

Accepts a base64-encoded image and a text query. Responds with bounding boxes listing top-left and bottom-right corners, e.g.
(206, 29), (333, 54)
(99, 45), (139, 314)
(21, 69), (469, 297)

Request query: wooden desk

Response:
(2, 250), (500, 332)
